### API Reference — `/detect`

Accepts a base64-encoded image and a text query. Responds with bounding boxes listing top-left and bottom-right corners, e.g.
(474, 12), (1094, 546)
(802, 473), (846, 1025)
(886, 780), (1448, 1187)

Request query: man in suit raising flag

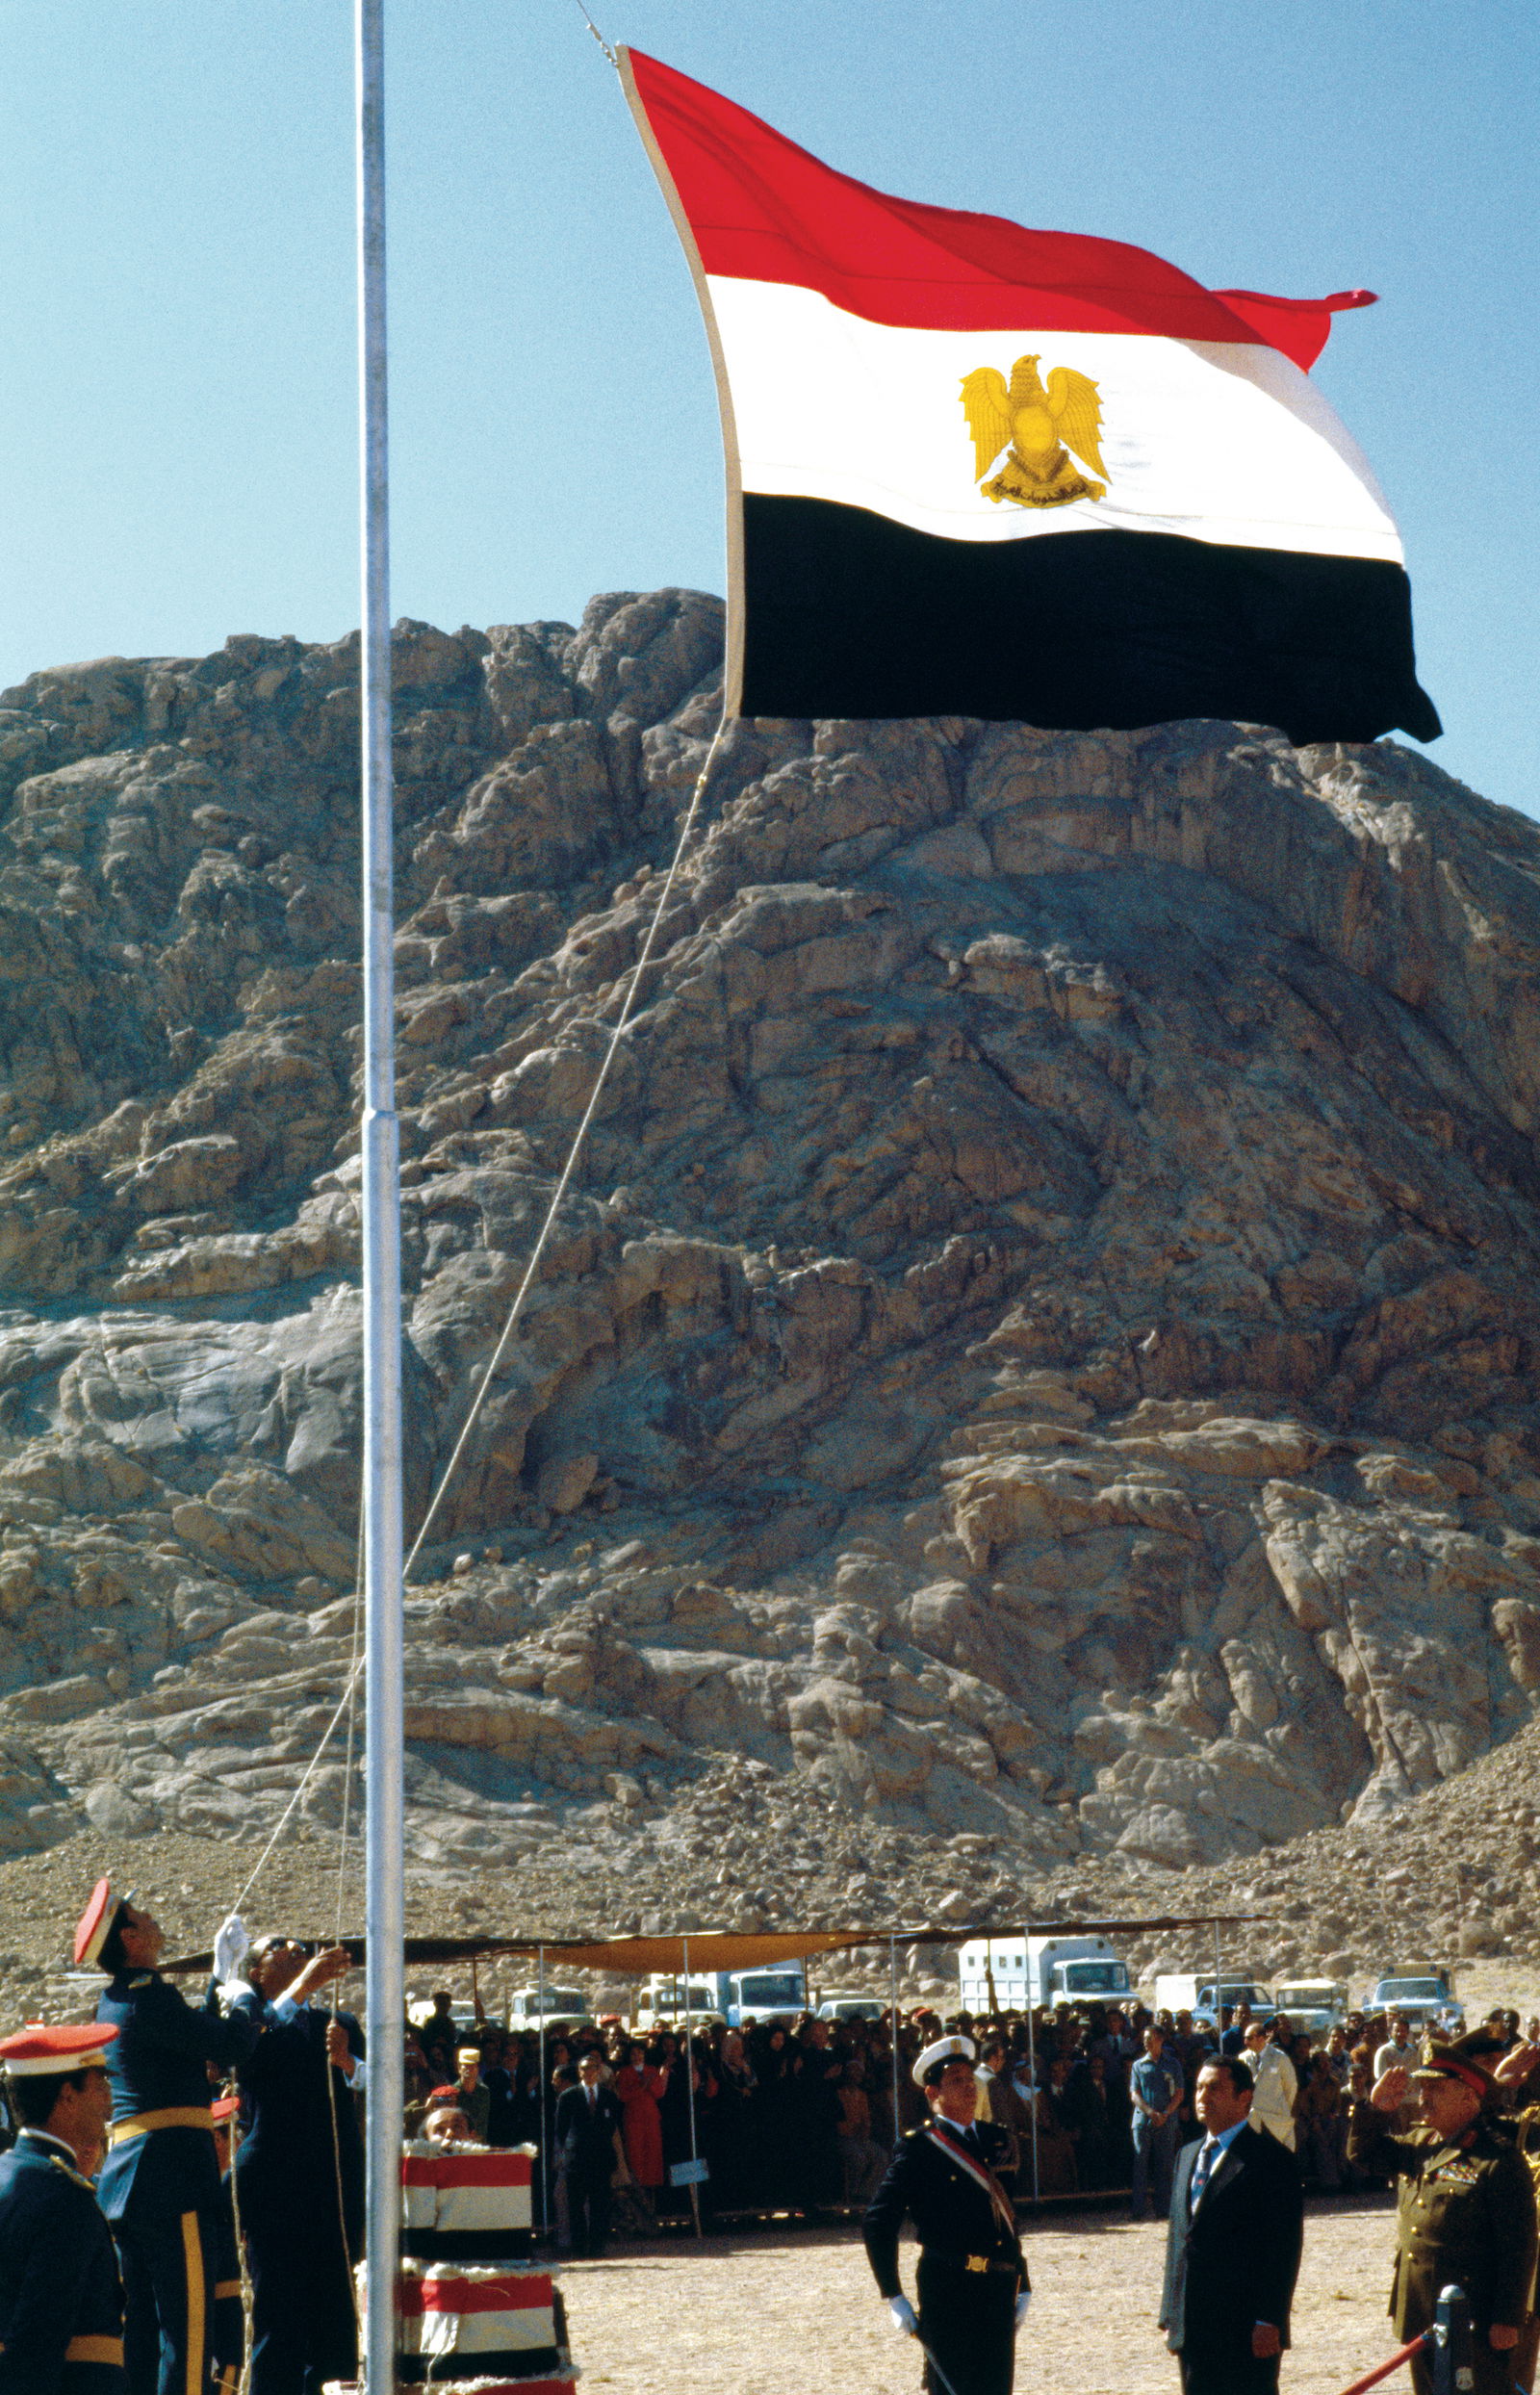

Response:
(1158, 2053), (1303, 2395)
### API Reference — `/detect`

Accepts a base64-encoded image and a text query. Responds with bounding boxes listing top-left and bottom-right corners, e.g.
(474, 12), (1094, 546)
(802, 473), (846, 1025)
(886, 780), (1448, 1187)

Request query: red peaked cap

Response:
(74, 1877), (126, 1970)
(0, 2022), (118, 2076)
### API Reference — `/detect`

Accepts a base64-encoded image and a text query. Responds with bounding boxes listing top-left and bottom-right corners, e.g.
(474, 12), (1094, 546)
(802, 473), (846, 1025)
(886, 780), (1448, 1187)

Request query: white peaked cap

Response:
(913, 2033), (977, 2088)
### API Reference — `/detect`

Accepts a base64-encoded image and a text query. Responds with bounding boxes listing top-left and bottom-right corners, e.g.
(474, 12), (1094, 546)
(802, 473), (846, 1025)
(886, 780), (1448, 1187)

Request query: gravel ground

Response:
(564, 2197), (1403, 2395)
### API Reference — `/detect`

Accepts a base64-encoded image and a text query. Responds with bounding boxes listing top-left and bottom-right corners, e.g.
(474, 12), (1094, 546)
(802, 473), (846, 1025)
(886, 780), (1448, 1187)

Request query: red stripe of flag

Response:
(401, 2153), (532, 2188)
(424, 2382), (574, 2395)
(624, 49), (1373, 371)
(398, 2276), (552, 2318)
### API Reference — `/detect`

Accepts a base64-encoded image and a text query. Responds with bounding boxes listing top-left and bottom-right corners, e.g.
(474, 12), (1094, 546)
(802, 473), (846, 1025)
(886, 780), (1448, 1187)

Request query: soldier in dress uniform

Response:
(1348, 2029), (1539, 2395)
(863, 2034), (1030, 2395)
(0, 2019), (126, 2393)
(80, 1877), (262, 2395)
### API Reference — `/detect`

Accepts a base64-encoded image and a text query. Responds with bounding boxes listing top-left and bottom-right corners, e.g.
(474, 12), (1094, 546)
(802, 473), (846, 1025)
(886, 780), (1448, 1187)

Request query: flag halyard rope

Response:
(570, 0), (617, 67)
(401, 708), (729, 1580)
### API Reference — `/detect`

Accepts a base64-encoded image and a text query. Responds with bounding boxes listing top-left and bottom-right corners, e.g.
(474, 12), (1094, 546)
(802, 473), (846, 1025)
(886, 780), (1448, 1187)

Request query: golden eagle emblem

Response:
(960, 353), (1109, 508)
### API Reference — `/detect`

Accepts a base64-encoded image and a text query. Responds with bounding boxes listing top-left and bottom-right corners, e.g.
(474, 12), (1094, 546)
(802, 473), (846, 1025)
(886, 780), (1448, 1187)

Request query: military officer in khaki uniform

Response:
(1348, 2032), (1538, 2395)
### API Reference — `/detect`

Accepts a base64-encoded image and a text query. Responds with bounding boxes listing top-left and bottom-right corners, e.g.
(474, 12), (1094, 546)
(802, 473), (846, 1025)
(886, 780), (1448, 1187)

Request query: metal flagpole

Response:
(1025, 1988), (1040, 2204)
(681, 1935), (703, 2238)
(537, 1946), (548, 2236)
(356, 0), (404, 2385)
(888, 1936), (901, 2149)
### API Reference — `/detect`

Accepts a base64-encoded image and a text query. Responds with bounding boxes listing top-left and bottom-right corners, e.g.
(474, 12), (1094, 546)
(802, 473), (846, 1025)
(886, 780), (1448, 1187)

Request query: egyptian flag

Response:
(621, 50), (1440, 745)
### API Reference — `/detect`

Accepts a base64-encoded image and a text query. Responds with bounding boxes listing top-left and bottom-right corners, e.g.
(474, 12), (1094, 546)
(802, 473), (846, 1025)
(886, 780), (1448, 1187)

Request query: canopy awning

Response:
(159, 1913), (1259, 1977)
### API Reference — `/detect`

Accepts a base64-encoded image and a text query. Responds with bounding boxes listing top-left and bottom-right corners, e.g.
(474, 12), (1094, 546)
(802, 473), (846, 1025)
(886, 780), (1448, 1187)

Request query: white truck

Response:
(959, 1934), (1134, 2012)
(634, 1963), (808, 2030)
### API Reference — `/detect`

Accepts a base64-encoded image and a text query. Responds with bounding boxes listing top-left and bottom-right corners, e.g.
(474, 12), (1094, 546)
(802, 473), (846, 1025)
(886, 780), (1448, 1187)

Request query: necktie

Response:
(1189, 2137), (1219, 2210)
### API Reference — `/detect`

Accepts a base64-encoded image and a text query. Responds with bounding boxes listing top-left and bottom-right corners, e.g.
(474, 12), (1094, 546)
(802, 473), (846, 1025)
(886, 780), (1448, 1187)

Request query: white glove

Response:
(1014, 2290), (1031, 2330)
(214, 1914), (250, 1985)
(887, 2297), (919, 2337)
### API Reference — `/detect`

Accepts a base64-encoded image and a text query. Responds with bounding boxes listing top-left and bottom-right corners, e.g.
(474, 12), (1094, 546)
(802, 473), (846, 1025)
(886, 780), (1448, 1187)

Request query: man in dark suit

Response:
(553, 2049), (623, 2257)
(1159, 2052), (1303, 2395)
(864, 2033), (1029, 2395)
(234, 1933), (365, 2395)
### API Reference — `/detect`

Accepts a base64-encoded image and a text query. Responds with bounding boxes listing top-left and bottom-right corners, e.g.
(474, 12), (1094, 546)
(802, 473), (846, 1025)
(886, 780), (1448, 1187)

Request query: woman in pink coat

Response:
(614, 2040), (669, 2222)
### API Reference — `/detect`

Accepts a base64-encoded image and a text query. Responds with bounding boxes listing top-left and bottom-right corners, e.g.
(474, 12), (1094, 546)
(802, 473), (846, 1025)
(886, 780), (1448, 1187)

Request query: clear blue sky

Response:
(2, 1), (1534, 813)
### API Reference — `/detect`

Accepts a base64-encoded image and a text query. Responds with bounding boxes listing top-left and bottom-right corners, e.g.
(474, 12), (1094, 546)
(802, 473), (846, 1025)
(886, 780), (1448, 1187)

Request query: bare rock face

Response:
(2, 591), (1540, 1917)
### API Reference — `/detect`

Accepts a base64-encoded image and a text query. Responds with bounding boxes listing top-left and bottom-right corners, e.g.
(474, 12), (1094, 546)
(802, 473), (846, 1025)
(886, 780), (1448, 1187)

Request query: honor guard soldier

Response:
(80, 1878), (261, 2395)
(0, 2020), (126, 2392)
(1348, 2030), (1539, 2395)
(864, 2034), (1030, 2395)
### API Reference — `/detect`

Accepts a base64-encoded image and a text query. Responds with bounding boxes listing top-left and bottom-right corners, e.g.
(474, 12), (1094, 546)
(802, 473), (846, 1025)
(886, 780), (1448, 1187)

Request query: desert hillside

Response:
(2, 590), (1539, 2005)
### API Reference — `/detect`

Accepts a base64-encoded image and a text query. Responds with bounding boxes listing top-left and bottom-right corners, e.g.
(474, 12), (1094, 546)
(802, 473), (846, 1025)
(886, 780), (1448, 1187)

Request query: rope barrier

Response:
(1334, 2330), (1429, 2395)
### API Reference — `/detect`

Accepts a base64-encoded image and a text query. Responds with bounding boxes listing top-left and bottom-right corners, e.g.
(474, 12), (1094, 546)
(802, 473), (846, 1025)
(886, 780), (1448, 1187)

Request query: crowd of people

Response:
(8, 1867), (1540, 2395)
(403, 1989), (917, 2233)
(399, 1984), (1540, 2239)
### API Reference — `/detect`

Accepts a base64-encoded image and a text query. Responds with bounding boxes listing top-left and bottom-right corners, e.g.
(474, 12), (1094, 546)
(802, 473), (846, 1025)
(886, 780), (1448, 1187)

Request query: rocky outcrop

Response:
(2, 592), (1540, 1916)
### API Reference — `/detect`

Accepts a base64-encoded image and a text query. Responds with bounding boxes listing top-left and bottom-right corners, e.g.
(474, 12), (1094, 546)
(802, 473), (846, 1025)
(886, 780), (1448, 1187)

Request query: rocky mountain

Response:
(2, 588), (1540, 1968)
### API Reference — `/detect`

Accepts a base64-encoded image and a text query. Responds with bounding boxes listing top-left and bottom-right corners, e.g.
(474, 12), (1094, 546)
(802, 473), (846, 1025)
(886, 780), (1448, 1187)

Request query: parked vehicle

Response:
(959, 1935), (1134, 2012)
(721, 1966), (808, 2025)
(634, 1976), (720, 2030)
(1272, 1980), (1348, 2035)
(634, 1964), (808, 2030)
(816, 1994), (889, 2022)
(1365, 1970), (1464, 2033)
(505, 1985), (594, 2032)
(1151, 1974), (1274, 2027)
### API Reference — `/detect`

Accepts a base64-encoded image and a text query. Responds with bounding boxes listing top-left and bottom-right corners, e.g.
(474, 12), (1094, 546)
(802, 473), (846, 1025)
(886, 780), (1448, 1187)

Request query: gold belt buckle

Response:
(964, 2254), (989, 2274)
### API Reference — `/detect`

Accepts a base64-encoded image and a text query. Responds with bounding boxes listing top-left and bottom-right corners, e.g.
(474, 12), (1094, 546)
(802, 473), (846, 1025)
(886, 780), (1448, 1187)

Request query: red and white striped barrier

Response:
(328, 2380), (578, 2394)
(398, 2263), (558, 2369)
(400, 2141), (536, 2255)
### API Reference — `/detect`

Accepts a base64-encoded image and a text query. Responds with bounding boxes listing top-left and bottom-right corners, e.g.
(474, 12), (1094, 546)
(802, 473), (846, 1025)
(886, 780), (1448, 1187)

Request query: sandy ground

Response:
(561, 2196), (1405, 2395)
